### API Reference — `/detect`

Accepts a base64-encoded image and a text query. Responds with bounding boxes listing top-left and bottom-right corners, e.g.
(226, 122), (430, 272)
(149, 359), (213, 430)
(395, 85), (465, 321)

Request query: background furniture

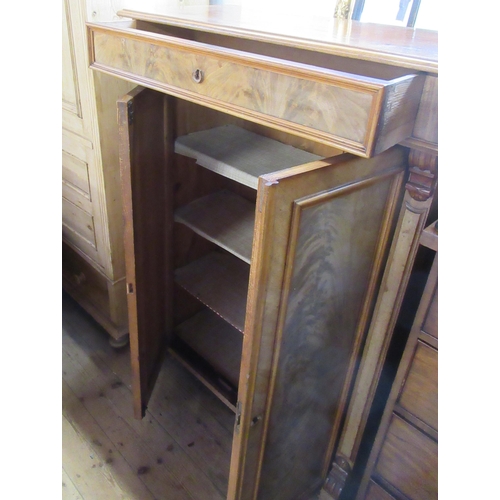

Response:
(62, 0), (133, 345)
(355, 221), (438, 499)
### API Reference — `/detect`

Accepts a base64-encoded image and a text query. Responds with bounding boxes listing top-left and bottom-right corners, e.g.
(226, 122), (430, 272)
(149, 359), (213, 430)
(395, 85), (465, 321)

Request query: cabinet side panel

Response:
(258, 176), (395, 499)
(118, 87), (174, 418)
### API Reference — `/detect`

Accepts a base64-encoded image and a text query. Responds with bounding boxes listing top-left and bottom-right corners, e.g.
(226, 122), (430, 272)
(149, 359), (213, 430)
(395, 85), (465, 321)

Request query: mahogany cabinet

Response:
(117, 86), (406, 499)
(85, 6), (438, 500)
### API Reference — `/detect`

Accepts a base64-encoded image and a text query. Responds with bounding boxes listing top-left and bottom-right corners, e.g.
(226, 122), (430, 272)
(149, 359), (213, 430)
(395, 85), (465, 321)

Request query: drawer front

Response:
(62, 198), (99, 261)
(62, 242), (128, 337)
(88, 24), (423, 157)
(398, 340), (438, 431)
(375, 415), (437, 500)
(62, 150), (90, 197)
(62, 150), (92, 213)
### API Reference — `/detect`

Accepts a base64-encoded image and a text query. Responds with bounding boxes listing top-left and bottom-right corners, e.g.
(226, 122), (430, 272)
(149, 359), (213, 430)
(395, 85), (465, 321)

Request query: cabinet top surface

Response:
(119, 4), (438, 73)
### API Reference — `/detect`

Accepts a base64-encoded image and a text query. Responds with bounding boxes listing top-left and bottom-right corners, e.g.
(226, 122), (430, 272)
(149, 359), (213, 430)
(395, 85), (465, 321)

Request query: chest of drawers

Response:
(356, 222), (438, 500)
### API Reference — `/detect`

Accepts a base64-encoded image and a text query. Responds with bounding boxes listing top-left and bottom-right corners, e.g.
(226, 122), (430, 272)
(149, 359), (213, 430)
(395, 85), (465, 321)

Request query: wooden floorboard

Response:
(62, 292), (230, 500)
(62, 291), (322, 500)
(62, 466), (84, 500)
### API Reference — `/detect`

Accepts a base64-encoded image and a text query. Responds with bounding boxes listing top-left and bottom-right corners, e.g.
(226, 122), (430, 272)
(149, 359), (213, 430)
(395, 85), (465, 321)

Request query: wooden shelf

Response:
(174, 124), (322, 189)
(175, 190), (255, 264)
(174, 251), (249, 333)
(171, 308), (243, 411)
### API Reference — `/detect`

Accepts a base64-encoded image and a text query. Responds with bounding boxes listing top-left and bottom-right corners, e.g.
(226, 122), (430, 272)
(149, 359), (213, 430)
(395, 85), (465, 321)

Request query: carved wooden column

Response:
(320, 148), (437, 500)
(334, 0), (353, 19)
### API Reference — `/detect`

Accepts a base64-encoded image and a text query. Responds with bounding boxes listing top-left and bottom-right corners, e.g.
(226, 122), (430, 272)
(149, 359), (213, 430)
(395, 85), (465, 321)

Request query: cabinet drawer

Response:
(62, 129), (95, 212)
(62, 150), (92, 213)
(62, 150), (90, 196)
(375, 415), (437, 500)
(87, 22), (424, 157)
(62, 242), (128, 339)
(62, 198), (98, 261)
(398, 340), (437, 431)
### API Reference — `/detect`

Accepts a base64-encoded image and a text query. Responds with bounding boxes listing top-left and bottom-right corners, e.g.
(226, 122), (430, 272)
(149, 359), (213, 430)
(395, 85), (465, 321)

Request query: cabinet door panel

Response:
(229, 147), (407, 500)
(117, 87), (174, 418)
(62, 0), (83, 131)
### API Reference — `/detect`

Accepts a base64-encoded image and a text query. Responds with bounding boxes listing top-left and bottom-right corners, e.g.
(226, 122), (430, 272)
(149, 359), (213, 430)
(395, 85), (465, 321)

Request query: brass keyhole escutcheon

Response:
(192, 68), (204, 83)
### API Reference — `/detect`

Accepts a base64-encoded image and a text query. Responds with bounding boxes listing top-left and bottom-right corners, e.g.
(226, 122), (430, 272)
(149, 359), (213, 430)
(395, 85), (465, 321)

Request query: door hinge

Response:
(127, 100), (134, 124)
(235, 401), (242, 432)
(235, 402), (261, 432)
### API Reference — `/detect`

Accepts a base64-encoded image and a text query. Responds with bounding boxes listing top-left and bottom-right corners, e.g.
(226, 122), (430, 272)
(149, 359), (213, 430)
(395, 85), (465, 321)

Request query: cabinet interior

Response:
(121, 86), (407, 499)
(169, 101), (337, 412)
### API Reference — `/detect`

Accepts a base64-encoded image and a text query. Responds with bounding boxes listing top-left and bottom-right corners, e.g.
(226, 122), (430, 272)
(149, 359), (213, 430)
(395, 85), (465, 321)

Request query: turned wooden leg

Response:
(109, 333), (130, 349)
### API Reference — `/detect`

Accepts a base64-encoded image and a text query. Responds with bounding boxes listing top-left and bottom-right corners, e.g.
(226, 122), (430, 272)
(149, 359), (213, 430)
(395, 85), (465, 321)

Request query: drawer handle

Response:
(192, 68), (204, 84)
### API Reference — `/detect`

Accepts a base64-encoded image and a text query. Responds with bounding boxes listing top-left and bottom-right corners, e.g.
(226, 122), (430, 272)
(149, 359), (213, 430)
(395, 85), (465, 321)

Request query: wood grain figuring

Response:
(174, 251), (250, 333)
(397, 341), (438, 431)
(174, 97), (343, 159)
(175, 125), (323, 189)
(88, 24), (423, 156)
(171, 26), (417, 82)
(374, 415), (437, 500)
(258, 175), (395, 499)
(118, 87), (174, 418)
(175, 190), (255, 264)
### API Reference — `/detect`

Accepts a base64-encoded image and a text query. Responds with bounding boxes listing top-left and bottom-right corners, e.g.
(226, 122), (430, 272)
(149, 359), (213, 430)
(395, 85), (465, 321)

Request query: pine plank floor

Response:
(62, 291), (322, 500)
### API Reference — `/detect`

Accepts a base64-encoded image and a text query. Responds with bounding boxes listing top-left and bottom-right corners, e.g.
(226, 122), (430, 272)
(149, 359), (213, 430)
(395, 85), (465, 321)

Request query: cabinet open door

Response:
(229, 146), (406, 500)
(118, 86), (407, 499)
(117, 88), (175, 419)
